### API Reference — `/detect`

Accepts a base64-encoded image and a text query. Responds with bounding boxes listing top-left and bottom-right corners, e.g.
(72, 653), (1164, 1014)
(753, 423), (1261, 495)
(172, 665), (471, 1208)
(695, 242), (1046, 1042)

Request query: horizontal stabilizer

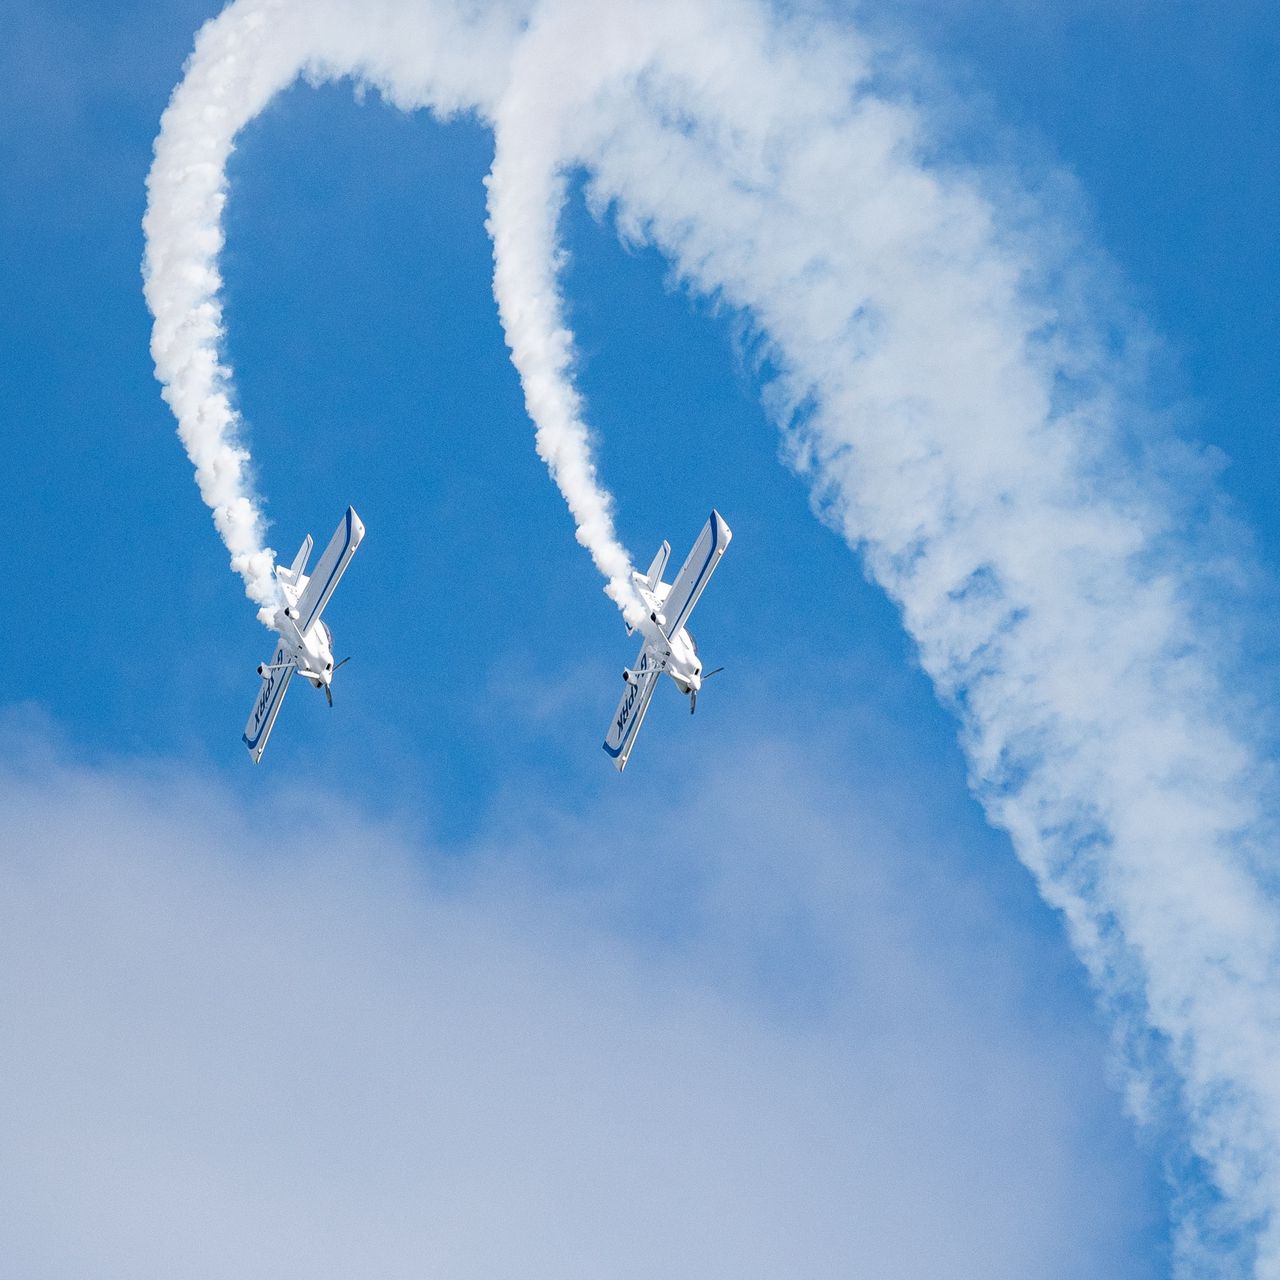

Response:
(243, 640), (295, 764)
(661, 510), (732, 639)
(603, 642), (659, 772)
(294, 507), (365, 635)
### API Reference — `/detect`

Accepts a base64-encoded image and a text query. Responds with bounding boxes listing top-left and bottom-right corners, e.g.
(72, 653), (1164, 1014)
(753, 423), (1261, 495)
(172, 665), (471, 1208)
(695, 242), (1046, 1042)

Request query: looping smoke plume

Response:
(143, 0), (1280, 1273)
(142, 0), (297, 614)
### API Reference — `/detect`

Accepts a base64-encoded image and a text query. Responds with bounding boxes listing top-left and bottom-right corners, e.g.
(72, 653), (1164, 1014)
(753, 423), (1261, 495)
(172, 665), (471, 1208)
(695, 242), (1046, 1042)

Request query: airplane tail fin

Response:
(627, 540), (673, 636)
(276, 534), (313, 590)
(645, 541), (671, 591)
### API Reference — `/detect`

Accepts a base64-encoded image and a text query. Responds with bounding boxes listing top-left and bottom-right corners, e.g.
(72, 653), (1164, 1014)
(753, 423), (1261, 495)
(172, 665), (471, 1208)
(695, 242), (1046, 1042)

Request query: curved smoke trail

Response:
(144, 0), (1280, 1273)
(486, 72), (641, 619)
(143, 0), (299, 614)
(142, 0), (639, 620)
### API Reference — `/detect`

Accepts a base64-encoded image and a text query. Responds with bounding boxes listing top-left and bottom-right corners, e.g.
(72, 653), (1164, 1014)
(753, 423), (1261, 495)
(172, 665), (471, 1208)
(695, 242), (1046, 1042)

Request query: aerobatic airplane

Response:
(605, 509), (732, 771)
(243, 506), (365, 764)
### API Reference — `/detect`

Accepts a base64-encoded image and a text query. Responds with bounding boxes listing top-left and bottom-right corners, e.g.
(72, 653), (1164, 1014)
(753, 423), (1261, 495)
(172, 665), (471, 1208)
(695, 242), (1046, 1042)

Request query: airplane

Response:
(243, 506), (365, 764)
(604, 509), (732, 772)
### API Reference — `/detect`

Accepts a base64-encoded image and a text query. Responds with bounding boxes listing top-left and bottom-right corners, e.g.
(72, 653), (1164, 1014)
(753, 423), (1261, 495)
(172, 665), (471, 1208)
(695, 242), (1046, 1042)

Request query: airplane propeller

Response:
(325, 657), (352, 708)
(689, 667), (725, 715)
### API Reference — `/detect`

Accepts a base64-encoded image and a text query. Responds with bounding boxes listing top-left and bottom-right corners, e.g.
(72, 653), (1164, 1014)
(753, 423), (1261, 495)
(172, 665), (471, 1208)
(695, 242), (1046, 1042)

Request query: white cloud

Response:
(0, 720), (1151, 1279)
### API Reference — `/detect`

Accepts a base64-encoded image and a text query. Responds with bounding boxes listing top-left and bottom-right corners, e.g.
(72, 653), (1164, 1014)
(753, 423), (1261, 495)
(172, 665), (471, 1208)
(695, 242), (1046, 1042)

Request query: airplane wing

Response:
(603, 643), (660, 772)
(660, 510), (732, 638)
(243, 640), (296, 764)
(294, 507), (365, 635)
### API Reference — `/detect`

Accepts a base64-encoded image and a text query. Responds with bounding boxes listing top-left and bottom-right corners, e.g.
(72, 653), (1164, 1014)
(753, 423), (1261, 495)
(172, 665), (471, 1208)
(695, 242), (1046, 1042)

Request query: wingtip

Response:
(346, 505), (366, 545)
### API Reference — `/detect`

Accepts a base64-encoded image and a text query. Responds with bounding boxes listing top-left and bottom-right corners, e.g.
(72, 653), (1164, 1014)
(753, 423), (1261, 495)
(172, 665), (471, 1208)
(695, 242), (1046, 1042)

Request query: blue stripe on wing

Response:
(299, 507), (355, 634)
(665, 511), (721, 638)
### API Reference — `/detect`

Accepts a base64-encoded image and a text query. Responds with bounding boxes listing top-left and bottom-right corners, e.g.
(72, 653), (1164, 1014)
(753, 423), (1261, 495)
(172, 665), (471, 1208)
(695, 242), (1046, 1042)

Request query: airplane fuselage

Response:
(269, 611), (335, 690)
(634, 617), (703, 695)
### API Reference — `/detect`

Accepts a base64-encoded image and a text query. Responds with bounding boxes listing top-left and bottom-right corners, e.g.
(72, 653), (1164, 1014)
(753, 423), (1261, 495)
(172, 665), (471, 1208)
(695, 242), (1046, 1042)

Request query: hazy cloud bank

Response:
(0, 719), (1153, 1279)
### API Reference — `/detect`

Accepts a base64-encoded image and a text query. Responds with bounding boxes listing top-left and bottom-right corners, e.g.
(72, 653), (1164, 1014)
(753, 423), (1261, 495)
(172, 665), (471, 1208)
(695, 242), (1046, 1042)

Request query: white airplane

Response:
(243, 506), (365, 764)
(604, 509), (732, 771)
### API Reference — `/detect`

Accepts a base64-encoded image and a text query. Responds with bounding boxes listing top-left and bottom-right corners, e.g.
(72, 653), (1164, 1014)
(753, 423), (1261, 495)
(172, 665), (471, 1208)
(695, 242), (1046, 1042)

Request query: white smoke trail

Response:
(492, 4), (1280, 1272)
(145, 0), (1280, 1272)
(486, 102), (641, 620)
(142, 0), (633, 623)
(143, 0), (299, 614)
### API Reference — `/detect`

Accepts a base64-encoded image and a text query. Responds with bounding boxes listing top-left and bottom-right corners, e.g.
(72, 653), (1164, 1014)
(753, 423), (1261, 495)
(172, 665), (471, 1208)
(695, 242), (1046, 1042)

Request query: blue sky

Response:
(3, 1), (1279, 1275)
